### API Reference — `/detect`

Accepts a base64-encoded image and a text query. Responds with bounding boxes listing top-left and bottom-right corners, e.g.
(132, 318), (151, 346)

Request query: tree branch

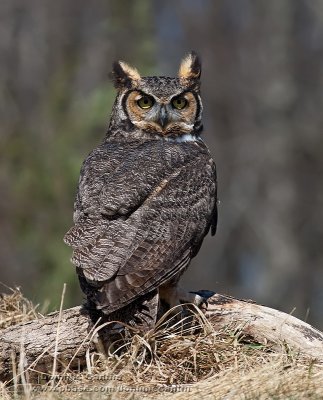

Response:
(1, 293), (322, 382)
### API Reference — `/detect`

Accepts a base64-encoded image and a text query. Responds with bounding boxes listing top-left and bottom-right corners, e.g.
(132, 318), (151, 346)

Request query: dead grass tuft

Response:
(0, 382), (11, 400)
(95, 306), (276, 387)
(0, 285), (41, 330)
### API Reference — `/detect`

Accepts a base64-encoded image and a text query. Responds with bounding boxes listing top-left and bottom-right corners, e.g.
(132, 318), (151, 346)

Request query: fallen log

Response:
(1, 293), (323, 382)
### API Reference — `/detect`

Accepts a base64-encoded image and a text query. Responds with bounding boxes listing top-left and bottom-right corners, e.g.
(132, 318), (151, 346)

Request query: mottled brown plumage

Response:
(64, 52), (217, 328)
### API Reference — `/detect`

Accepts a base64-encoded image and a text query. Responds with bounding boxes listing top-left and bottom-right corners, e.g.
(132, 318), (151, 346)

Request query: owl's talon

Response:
(159, 286), (209, 315)
(189, 290), (215, 313)
(189, 294), (208, 313)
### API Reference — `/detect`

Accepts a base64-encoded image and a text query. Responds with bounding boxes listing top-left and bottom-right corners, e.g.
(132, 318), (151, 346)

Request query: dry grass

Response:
(0, 285), (41, 330)
(1, 288), (323, 400)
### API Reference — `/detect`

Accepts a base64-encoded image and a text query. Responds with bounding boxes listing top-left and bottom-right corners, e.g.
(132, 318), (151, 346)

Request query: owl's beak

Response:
(158, 106), (168, 128)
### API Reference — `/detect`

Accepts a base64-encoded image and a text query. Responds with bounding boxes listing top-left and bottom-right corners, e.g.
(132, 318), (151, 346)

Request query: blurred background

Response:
(1, 0), (322, 328)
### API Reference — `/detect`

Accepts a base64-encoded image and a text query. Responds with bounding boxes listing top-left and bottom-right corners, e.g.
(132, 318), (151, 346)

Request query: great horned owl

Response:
(64, 52), (217, 329)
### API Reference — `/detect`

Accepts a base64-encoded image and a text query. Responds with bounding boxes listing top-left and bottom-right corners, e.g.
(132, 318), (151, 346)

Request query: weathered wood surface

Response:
(0, 306), (95, 382)
(1, 294), (323, 382)
(206, 294), (323, 360)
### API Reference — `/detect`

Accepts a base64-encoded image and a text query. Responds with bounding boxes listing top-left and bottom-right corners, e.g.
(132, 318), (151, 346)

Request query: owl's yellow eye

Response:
(172, 97), (188, 110)
(137, 95), (154, 109)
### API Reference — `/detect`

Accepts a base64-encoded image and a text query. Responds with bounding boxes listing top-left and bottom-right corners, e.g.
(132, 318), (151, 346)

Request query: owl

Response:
(64, 52), (217, 329)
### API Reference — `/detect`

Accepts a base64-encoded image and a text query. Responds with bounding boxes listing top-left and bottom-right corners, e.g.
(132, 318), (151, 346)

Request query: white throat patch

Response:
(166, 134), (199, 143)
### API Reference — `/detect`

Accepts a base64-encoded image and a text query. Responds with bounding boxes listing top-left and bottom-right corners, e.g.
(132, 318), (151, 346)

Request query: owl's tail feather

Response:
(64, 219), (136, 282)
(63, 219), (104, 248)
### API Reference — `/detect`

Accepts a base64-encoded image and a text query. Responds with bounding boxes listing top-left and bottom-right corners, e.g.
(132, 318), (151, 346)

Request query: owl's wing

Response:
(64, 140), (217, 314)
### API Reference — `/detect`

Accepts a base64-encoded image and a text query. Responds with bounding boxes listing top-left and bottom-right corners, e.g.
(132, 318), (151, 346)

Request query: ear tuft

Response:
(110, 60), (141, 89)
(178, 51), (201, 80)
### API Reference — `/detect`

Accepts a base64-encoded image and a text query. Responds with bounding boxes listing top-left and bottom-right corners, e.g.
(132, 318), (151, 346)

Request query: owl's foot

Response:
(157, 286), (215, 333)
(159, 285), (208, 314)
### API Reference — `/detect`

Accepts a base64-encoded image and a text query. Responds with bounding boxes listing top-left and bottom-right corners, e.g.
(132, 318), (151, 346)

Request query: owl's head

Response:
(109, 52), (203, 139)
